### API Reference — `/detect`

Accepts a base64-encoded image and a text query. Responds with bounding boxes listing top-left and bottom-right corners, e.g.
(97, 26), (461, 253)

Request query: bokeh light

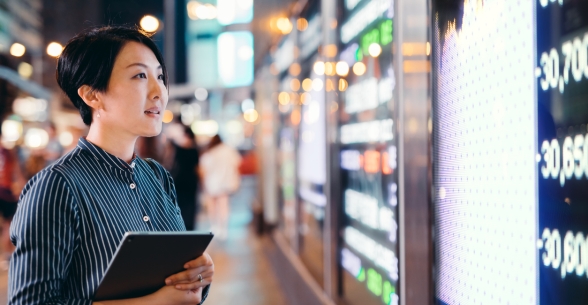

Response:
(197, 3), (217, 20)
(278, 92), (290, 105)
(297, 18), (308, 31)
(18, 62), (33, 79)
(313, 61), (325, 75)
(369, 43), (382, 57)
(10, 43), (25, 57)
(140, 15), (160, 33)
(302, 78), (313, 92)
(47, 42), (63, 57)
(339, 79), (349, 91)
(290, 79), (301, 91)
(336, 61), (350, 76)
(191, 120), (219, 136)
(194, 88), (208, 101)
(241, 98), (255, 112)
(163, 110), (174, 123)
(1, 120), (22, 142)
(276, 17), (293, 35)
(25, 128), (49, 149)
(59, 131), (74, 147)
(353, 62), (366, 75)
(325, 62), (336, 76)
(289, 63), (301, 76)
(290, 109), (301, 125)
(243, 109), (259, 123)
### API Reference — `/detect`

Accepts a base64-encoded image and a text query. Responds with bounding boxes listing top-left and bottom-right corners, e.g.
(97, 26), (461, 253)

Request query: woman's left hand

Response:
(165, 252), (214, 290)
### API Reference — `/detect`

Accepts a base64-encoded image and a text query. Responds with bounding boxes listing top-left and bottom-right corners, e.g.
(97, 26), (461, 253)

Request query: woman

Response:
(8, 26), (214, 304)
(199, 135), (241, 240)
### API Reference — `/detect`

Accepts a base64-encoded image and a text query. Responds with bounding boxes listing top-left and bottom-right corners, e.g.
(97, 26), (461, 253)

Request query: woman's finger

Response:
(174, 271), (214, 290)
(166, 264), (214, 285)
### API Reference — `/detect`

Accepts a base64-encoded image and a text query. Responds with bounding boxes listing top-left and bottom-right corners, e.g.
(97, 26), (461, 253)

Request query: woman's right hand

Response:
(146, 285), (203, 305)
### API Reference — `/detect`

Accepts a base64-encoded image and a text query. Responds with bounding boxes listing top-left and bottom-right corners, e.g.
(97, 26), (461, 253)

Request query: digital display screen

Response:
(433, 0), (537, 304)
(536, 1), (588, 304)
(435, 0), (588, 304)
(338, 0), (399, 304)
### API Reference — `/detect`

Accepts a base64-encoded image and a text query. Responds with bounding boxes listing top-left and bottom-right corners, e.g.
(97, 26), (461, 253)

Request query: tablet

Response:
(93, 231), (214, 301)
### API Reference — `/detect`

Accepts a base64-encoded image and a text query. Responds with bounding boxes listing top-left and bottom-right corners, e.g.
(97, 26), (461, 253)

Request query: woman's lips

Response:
(144, 107), (161, 117)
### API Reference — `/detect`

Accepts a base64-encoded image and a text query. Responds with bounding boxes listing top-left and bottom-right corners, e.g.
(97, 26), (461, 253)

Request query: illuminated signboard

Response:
(536, 1), (588, 303)
(338, 0), (397, 304)
(341, 0), (393, 44)
(217, 31), (254, 88)
(217, 0), (254, 25)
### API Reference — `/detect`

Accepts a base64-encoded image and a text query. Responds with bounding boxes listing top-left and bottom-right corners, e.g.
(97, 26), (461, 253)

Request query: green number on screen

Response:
(367, 268), (383, 296)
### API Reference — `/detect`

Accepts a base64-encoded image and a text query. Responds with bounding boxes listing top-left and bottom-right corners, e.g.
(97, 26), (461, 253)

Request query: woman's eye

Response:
(135, 73), (147, 79)
(158, 74), (165, 80)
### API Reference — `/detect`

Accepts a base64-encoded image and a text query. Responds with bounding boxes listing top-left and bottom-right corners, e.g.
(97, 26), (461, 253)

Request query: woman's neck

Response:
(86, 124), (137, 163)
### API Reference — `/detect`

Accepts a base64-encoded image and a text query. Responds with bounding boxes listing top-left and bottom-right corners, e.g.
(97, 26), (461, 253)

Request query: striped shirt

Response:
(8, 137), (209, 304)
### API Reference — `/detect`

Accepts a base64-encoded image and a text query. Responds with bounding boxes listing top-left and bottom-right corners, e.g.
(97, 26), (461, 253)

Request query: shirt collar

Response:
(77, 137), (138, 172)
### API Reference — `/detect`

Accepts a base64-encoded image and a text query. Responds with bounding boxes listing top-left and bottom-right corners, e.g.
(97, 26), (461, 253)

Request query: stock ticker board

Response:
(434, 0), (588, 304)
(536, 0), (588, 304)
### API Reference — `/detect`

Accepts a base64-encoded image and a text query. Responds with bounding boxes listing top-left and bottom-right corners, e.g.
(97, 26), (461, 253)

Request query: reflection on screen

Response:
(433, 0), (536, 304)
(338, 0), (398, 304)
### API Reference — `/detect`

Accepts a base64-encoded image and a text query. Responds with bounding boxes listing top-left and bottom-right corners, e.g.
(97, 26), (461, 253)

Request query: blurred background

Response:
(0, 0), (586, 304)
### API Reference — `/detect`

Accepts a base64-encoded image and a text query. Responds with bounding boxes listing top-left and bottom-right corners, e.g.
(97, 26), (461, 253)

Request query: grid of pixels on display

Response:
(434, 0), (536, 304)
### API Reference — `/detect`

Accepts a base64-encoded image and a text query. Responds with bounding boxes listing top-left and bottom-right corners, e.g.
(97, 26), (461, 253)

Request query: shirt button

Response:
(143, 216), (150, 222)
(130, 162), (135, 168)
(130, 183), (136, 189)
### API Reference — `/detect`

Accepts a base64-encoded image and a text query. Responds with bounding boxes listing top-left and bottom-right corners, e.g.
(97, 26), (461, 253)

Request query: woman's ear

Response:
(77, 85), (101, 110)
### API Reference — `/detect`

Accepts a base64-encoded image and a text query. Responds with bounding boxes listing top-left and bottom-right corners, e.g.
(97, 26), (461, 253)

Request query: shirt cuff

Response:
(199, 284), (211, 304)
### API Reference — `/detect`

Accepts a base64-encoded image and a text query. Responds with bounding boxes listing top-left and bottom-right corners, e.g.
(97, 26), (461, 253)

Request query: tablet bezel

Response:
(93, 231), (214, 301)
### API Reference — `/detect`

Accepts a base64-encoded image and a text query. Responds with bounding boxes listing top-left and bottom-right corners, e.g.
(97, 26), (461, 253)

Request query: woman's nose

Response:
(149, 74), (163, 100)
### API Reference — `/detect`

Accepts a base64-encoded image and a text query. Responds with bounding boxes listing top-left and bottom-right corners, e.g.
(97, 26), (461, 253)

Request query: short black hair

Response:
(56, 25), (168, 126)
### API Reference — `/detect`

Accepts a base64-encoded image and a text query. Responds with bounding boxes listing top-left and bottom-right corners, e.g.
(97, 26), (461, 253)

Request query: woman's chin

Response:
(139, 126), (162, 138)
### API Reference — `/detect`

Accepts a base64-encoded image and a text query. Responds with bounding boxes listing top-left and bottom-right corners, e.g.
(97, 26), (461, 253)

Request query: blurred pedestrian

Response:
(23, 148), (46, 179)
(169, 125), (200, 230)
(0, 139), (24, 269)
(238, 149), (258, 176)
(200, 134), (241, 240)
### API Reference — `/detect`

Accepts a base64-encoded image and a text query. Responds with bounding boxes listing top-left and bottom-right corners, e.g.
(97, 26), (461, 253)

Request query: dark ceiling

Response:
(41, 0), (295, 90)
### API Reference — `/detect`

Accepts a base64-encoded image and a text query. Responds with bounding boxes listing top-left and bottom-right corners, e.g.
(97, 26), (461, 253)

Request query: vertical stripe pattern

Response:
(8, 137), (208, 304)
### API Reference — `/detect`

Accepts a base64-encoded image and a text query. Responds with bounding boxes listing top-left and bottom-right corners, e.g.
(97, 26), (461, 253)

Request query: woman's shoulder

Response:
(20, 164), (75, 204)
(46, 145), (85, 168)
(22, 148), (86, 192)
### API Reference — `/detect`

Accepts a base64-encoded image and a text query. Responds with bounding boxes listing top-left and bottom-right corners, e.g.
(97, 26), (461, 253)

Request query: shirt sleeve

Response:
(200, 284), (211, 304)
(8, 170), (88, 305)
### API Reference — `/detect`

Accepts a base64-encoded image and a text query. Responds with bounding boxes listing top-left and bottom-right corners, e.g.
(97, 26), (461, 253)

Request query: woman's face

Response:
(98, 41), (167, 138)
